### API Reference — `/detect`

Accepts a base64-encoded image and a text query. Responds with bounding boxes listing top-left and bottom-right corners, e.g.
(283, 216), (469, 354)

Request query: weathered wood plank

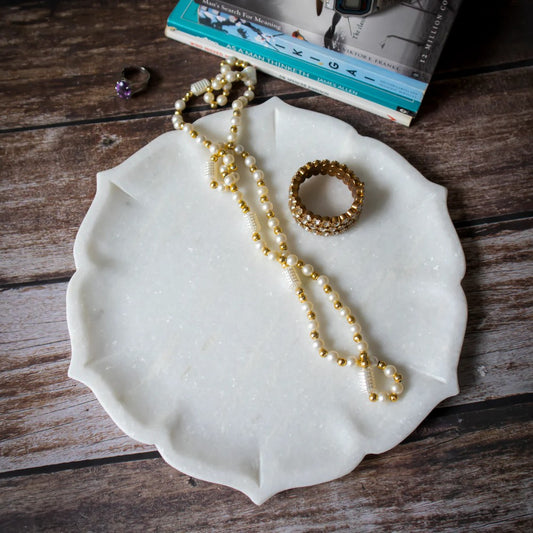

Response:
(1, 67), (532, 285)
(0, 399), (530, 532)
(1, 221), (531, 472)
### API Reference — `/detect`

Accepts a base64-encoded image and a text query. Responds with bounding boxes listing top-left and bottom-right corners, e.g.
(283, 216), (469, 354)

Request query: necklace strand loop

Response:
(171, 57), (404, 402)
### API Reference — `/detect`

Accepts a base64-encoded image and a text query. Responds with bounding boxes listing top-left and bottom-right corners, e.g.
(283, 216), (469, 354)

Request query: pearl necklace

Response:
(171, 58), (404, 403)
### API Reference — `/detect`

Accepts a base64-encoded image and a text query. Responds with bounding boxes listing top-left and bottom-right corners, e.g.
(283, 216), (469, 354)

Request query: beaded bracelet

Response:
(170, 57), (404, 402)
(289, 159), (365, 236)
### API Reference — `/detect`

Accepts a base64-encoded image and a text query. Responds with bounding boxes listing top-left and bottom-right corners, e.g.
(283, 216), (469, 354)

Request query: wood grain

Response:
(2, 67), (532, 286)
(0, 399), (530, 532)
(1, 221), (531, 472)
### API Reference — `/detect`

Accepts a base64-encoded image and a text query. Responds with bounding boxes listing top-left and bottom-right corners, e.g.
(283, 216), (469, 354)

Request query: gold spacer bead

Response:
(203, 140), (212, 148)
(273, 226), (281, 235)
(319, 348), (328, 358)
(241, 151), (249, 159)
(333, 300), (342, 309)
(323, 285), (332, 293)
(369, 393), (378, 402)
(256, 180), (265, 187)
(346, 315), (356, 324)
(377, 361), (386, 370)
(359, 351), (368, 360)
(229, 184), (238, 192)
(310, 330), (319, 339)
(210, 155), (218, 162)
(226, 141), (235, 150)
(299, 294), (307, 302)
(209, 181), (218, 189)
(238, 200), (246, 208)
(262, 246), (270, 256)
(190, 130), (198, 138)
(230, 125), (238, 133)
(388, 393), (398, 402)
(242, 206), (250, 214)
(278, 255), (287, 265)
(353, 334), (362, 343)
(279, 243), (288, 251)
(259, 195), (269, 203)
(296, 260), (304, 269)
(249, 165), (257, 173)
(252, 232), (261, 241)
(266, 211), (275, 218)
(337, 358), (347, 367)
(311, 272), (319, 280)
(393, 373), (403, 383)
(296, 288), (305, 296)
(210, 103), (217, 109)
(307, 311), (316, 320)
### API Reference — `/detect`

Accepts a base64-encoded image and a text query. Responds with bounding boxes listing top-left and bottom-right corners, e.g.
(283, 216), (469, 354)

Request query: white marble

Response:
(67, 97), (467, 504)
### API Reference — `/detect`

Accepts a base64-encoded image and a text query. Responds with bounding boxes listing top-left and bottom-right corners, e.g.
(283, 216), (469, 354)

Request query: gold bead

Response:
(393, 373), (403, 383)
(333, 300), (342, 309)
(252, 233), (261, 241)
(249, 165), (257, 173)
(238, 200), (246, 208)
(209, 181), (218, 189)
(346, 315), (356, 324)
(262, 246), (270, 256)
(307, 311), (316, 320)
(229, 184), (238, 192)
(230, 125), (238, 133)
(353, 334), (362, 343)
(273, 226), (281, 234)
(210, 155), (218, 162)
(210, 103), (217, 109)
(337, 357), (347, 367)
(278, 255), (287, 265)
(266, 210), (275, 218)
(319, 348), (328, 358)
(229, 163), (237, 171)
(190, 130), (198, 138)
(203, 140), (212, 148)
(242, 206), (250, 214)
(377, 361), (386, 370)
(256, 180), (265, 187)
(241, 151), (249, 159)
(279, 243), (288, 251)
(311, 272), (319, 280)
(259, 195), (269, 203)
(299, 294), (307, 302)
(323, 285), (332, 293)
(297, 288), (305, 296)
(310, 330), (319, 339)
(388, 393), (398, 402)
(358, 358), (369, 368)
(369, 393), (378, 402)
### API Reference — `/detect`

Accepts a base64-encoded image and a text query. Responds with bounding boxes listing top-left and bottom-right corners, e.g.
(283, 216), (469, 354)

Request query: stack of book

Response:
(165, 0), (462, 126)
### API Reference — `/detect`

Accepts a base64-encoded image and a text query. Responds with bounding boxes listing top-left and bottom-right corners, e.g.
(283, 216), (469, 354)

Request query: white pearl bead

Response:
(222, 154), (234, 165)
(302, 264), (314, 276)
(257, 186), (269, 197)
(223, 174), (235, 186)
(211, 79), (222, 90)
(232, 100), (244, 110)
(232, 172), (240, 182)
(328, 292), (339, 302)
(261, 201), (273, 212)
(219, 165), (228, 175)
(391, 383), (404, 395)
(220, 64), (231, 74)
(227, 56), (237, 65)
(215, 73), (224, 81)
(340, 306), (351, 317)
(182, 123), (192, 133)
(267, 217), (279, 228)
(317, 275), (329, 286)
(234, 144), (244, 154)
(349, 323), (361, 334)
(307, 320), (319, 330)
(301, 301), (313, 312)
(255, 240), (264, 250)
(275, 233), (286, 244)
(223, 83), (232, 92)
(227, 133), (237, 142)
(286, 254), (298, 266)
(369, 355), (378, 365)
(377, 393), (385, 402)
(244, 155), (256, 167)
(171, 115), (183, 129)
(232, 191), (243, 202)
(209, 144), (218, 154)
(347, 357), (358, 367)
(267, 251), (278, 261)
(216, 94), (227, 106)
(174, 99), (186, 111)
(312, 339), (323, 350)
(203, 92), (214, 103)
(356, 342), (368, 353)
(384, 365), (397, 378)
(230, 116), (241, 126)
(253, 170), (264, 181)
(195, 135), (205, 144)
(225, 71), (238, 83)
(244, 89), (255, 100)
(327, 351), (338, 363)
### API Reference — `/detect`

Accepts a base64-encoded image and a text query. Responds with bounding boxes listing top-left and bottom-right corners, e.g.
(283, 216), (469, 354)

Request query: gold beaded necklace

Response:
(171, 57), (404, 403)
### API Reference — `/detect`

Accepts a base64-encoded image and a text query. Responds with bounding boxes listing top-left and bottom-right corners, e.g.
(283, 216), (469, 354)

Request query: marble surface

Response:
(67, 97), (467, 504)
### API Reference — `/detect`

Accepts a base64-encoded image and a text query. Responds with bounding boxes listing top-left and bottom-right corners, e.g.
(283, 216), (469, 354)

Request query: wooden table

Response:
(1, 1), (531, 530)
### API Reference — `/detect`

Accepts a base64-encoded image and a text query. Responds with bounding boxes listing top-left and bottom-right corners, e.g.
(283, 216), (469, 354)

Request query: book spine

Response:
(165, 25), (412, 126)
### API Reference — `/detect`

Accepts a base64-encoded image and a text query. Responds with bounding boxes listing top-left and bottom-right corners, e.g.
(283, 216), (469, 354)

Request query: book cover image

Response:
(197, 0), (461, 82)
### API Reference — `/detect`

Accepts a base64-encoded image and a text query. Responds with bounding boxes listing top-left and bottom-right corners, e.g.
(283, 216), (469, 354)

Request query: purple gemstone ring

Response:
(115, 66), (151, 99)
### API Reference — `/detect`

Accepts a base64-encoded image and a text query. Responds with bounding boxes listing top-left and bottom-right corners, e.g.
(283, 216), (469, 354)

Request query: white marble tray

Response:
(67, 97), (467, 504)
